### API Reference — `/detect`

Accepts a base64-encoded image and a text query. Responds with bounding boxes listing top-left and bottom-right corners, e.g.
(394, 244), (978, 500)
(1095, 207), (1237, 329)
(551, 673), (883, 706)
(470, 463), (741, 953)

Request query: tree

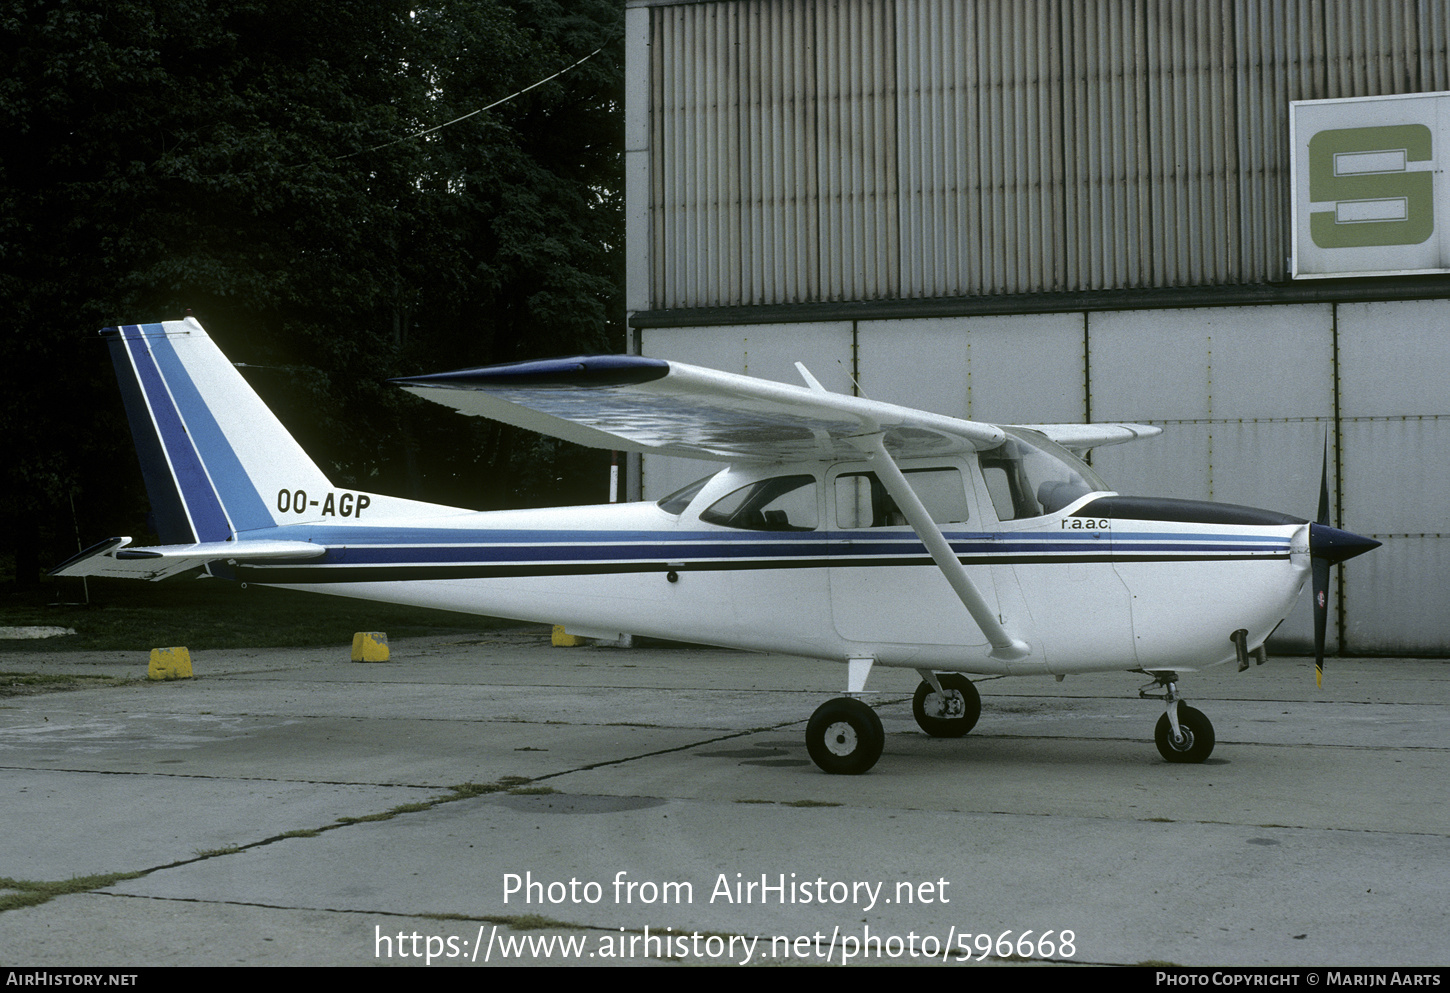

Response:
(0, 0), (623, 582)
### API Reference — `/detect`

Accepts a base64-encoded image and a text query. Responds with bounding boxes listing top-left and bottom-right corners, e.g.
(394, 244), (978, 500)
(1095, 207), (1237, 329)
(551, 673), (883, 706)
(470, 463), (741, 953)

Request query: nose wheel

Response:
(1154, 704), (1215, 763)
(806, 697), (884, 774)
(1141, 672), (1216, 763)
(911, 673), (981, 737)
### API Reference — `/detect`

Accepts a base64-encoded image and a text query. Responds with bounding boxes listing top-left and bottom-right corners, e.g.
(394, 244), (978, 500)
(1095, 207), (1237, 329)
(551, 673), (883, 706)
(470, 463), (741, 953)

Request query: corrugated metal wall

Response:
(652, 0), (901, 306)
(647, 0), (1450, 309)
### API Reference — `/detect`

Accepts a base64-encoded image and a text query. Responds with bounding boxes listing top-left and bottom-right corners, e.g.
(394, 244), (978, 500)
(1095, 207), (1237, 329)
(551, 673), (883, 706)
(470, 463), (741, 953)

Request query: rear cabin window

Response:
(700, 475), (818, 531)
(834, 468), (970, 528)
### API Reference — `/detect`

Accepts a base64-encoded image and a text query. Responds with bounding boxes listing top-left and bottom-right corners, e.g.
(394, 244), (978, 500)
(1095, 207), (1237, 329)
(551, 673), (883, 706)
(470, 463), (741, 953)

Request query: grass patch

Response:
(439, 776), (583, 804)
(0, 578), (515, 653)
(446, 776), (536, 800)
(331, 802), (434, 825)
(0, 672), (141, 697)
(336, 812), (397, 825)
(782, 800), (842, 808)
(192, 846), (242, 858)
(503, 913), (584, 931)
(0, 872), (147, 913)
(418, 911), (591, 932)
(448, 782), (505, 799)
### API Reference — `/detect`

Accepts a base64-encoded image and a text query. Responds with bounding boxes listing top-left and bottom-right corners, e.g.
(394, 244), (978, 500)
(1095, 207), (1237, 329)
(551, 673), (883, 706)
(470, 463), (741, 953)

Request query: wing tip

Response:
(48, 537), (130, 577)
(392, 355), (670, 391)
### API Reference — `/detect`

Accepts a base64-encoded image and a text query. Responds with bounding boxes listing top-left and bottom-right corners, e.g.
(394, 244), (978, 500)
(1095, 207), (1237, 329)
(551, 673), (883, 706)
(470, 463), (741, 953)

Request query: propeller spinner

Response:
(1309, 444), (1380, 686)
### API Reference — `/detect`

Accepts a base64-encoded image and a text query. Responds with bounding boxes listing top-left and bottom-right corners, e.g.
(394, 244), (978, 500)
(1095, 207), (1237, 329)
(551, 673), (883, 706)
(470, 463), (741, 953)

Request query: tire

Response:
(1154, 705), (1215, 763)
(806, 697), (885, 774)
(912, 674), (982, 738)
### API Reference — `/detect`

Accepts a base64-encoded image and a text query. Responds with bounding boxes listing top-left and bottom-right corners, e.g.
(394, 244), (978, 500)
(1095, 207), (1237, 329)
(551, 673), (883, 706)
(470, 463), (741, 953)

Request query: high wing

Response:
(392, 356), (1158, 461)
(393, 356), (1001, 460)
(51, 537), (326, 581)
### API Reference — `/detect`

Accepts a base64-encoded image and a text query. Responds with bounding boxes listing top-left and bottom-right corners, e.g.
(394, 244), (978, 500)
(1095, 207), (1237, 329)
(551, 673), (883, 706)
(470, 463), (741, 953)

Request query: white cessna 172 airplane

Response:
(54, 318), (1379, 774)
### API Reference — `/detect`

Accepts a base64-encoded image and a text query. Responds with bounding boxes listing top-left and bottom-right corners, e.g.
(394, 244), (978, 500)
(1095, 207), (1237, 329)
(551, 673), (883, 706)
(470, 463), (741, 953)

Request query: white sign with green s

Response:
(1291, 91), (1448, 278)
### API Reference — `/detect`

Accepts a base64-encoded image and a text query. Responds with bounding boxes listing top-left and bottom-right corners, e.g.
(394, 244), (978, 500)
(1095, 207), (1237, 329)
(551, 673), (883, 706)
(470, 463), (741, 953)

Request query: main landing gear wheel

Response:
(1154, 705), (1215, 763)
(806, 697), (884, 775)
(912, 674), (981, 738)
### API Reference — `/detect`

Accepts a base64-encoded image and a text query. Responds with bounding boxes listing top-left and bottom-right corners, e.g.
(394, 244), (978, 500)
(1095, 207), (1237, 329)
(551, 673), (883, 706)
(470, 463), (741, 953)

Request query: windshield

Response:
(978, 428), (1107, 520)
(656, 474), (714, 515)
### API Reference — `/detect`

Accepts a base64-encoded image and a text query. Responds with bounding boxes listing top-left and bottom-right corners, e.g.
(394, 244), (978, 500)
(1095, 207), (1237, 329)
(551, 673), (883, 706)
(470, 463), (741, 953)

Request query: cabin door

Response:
(827, 462), (995, 651)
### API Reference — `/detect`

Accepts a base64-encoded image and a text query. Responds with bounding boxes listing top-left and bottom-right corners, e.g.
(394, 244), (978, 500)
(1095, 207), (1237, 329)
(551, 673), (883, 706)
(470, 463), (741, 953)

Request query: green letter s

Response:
(1309, 124), (1433, 248)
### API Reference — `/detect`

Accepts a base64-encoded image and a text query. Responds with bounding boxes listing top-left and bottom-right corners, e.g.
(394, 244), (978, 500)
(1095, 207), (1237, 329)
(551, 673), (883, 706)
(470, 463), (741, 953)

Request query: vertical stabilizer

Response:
(104, 319), (337, 540)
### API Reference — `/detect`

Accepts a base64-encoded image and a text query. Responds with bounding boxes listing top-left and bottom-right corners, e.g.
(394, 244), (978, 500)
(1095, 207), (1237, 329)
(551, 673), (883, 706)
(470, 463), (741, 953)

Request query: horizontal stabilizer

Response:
(50, 537), (326, 582)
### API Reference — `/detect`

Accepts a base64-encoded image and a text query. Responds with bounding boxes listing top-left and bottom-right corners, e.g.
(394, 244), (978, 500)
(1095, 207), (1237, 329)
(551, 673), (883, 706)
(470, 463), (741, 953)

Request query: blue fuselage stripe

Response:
(262, 525), (1291, 547)
(234, 528), (1292, 576)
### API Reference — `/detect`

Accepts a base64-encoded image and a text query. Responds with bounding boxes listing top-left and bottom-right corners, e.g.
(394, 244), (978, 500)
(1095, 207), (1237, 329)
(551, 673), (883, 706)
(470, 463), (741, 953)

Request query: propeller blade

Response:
(1307, 522), (1379, 689)
(1315, 437), (1331, 686)
(1312, 556), (1329, 688)
(1307, 436), (1379, 687)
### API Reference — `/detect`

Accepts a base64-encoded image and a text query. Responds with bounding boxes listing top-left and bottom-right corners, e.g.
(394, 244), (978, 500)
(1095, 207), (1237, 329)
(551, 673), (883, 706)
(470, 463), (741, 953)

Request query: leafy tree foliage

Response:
(0, 0), (623, 582)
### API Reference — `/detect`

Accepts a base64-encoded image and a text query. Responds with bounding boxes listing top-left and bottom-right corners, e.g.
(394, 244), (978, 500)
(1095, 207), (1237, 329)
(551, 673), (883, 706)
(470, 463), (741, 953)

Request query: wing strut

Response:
(851, 433), (1031, 662)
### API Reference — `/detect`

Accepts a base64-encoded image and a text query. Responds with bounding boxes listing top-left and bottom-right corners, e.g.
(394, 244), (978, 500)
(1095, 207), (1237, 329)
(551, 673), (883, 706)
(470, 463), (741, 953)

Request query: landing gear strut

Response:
(1140, 671), (1215, 763)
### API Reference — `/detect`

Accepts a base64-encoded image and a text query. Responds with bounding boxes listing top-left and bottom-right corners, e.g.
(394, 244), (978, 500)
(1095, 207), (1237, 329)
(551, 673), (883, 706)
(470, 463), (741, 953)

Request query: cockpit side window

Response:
(700, 475), (819, 531)
(834, 468), (970, 528)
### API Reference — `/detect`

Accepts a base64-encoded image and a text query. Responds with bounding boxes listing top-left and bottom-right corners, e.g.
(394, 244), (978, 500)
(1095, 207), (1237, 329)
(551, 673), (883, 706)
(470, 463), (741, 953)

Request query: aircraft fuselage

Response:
(235, 456), (1311, 678)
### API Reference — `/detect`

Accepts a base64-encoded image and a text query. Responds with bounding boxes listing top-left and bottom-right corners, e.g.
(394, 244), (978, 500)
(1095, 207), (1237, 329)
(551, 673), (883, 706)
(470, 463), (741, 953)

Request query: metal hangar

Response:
(622, 0), (1450, 654)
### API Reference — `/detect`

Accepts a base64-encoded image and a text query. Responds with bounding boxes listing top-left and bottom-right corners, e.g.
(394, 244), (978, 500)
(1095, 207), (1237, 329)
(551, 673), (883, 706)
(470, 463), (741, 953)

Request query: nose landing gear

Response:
(911, 672), (981, 738)
(1141, 671), (1215, 763)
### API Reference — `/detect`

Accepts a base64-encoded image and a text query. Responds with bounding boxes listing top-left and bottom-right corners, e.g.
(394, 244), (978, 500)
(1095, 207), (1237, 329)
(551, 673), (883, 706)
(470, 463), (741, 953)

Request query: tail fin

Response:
(105, 318), (444, 540)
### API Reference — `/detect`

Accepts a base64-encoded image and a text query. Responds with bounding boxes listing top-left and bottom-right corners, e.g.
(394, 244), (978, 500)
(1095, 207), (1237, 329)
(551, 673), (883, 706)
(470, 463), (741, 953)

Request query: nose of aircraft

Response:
(1308, 523), (1381, 564)
(1307, 522), (1379, 688)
